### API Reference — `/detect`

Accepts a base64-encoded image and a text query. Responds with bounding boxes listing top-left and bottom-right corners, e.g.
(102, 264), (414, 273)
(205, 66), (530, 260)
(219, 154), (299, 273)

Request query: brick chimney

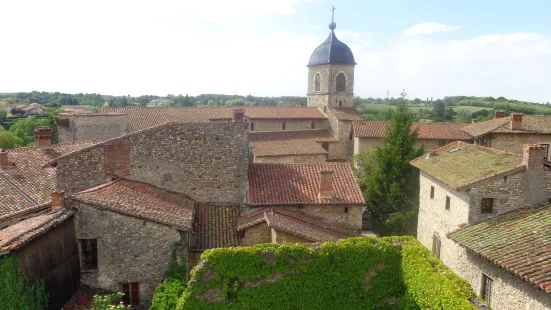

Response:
(0, 149), (8, 168)
(319, 170), (334, 199)
(523, 144), (546, 167)
(232, 109), (245, 123)
(494, 110), (505, 119)
(34, 126), (52, 149)
(51, 191), (65, 211)
(509, 113), (523, 130)
(522, 144), (548, 205)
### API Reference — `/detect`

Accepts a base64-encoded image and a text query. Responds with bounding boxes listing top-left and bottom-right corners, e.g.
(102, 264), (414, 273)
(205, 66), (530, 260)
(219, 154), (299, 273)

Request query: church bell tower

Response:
(306, 6), (356, 109)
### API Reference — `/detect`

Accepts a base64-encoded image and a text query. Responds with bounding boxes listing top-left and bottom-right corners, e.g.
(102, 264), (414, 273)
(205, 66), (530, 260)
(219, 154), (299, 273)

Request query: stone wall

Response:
(299, 205), (363, 232)
(242, 222), (271, 246)
(253, 154), (327, 164)
(327, 141), (347, 160)
(56, 122), (249, 204)
(250, 119), (327, 132)
(72, 201), (183, 308)
(307, 64), (355, 108)
(58, 114), (128, 143)
(271, 228), (311, 243)
(489, 133), (551, 155)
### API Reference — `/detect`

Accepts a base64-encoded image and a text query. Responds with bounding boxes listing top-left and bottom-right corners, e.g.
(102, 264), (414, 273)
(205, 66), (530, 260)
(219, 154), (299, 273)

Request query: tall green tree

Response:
(358, 103), (424, 236)
(0, 255), (48, 310)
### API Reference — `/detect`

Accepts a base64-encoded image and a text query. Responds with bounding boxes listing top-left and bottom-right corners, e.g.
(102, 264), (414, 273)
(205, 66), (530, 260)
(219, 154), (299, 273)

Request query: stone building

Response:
(411, 142), (551, 309)
(462, 111), (551, 157)
(57, 113), (128, 143)
(353, 121), (473, 154)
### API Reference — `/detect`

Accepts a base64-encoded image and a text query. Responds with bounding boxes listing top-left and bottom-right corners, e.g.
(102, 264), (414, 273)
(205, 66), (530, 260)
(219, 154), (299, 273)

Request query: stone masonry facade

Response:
(72, 201), (184, 307)
(307, 64), (355, 108)
(488, 133), (551, 155)
(58, 114), (128, 143)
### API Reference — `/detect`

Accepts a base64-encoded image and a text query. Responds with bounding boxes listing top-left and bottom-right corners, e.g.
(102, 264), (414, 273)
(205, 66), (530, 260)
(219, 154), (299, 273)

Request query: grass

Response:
(453, 106), (489, 113)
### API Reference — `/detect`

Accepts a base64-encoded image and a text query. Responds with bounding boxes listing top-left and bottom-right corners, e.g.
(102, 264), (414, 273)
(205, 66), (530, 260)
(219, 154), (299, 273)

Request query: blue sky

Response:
(1, 0), (550, 102)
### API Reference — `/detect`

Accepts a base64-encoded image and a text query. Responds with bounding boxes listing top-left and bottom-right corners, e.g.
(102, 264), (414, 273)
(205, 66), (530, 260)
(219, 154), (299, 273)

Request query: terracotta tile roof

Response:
(328, 107), (364, 121)
(58, 113), (126, 117)
(249, 130), (337, 157)
(449, 203), (551, 293)
(103, 107), (327, 132)
(237, 208), (358, 242)
(462, 115), (551, 137)
(63, 286), (111, 310)
(410, 141), (524, 190)
(247, 163), (365, 206)
(0, 141), (97, 218)
(192, 204), (238, 250)
(71, 179), (194, 230)
(353, 121), (471, 140)
(0, 210), (72, 251)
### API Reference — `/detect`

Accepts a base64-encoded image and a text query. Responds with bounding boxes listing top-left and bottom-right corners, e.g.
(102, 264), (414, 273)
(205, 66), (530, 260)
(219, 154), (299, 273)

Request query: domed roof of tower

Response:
(307, 22), (356, 67)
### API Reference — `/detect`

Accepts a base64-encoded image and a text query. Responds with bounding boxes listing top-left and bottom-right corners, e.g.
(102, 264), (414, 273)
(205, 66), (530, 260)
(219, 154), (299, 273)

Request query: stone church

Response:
(0, 19), (367, 309)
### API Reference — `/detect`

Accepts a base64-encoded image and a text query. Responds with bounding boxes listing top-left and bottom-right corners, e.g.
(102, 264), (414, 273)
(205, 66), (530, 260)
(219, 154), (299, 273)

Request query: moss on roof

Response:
(410, 141), (523, 190)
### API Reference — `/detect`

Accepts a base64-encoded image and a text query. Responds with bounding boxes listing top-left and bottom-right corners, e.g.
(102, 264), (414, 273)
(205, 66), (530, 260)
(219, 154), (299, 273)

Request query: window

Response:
(282, 121), (286, 130)
(314, 73), (321, 92)
(430, 186), (435, 199)
(503, 176), (507, 183)
(321, 142), (329, 152)
(445, 196), (450, 210)
(121, 282), (140, 306)
(481, 198), (494, 214)
(338, 100), (343, 107)
(311, 121), (315, 129)
(250, 121), (255, 131)
(344, 207), (349, 213)
(80, 239), (98, 270)
(336, 73), (346, 92)
(542, 144), (549, 160)
(432, 234), (441, 259)
(349, 131), (353, 141)
(481, 274), (493, 304)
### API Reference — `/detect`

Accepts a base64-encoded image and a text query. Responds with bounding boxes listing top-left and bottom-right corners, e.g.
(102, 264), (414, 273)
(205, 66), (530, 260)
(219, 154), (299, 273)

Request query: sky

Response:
(1, 0), (551, 102)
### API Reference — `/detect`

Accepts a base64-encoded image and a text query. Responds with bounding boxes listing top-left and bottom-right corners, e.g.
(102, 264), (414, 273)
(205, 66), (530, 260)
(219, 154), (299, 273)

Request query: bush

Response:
(0, 255), (48, 310)
(176, 237), (477, 310)
(87, 292), (130, 310)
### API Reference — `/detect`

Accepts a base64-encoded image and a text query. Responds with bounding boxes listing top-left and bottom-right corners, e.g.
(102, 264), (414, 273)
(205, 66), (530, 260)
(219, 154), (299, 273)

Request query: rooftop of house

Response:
(328, 107), (364, 121)
(237, 208), (358, 242)
(0, 209), (72, 252)
(410, 141), (524, 190)
(191, 204), (238, 251)
(22, 103), (42, 111)
(0, 141), (97, 218)
(247, 162), (365, 206)
(353, 121), (472, 140)
(102, 106), (328, 132)
(448, 203), (551, 293)
(462, 115), (551, 137)
(249, 130), (338, 157)
(70, 179), (195, 230)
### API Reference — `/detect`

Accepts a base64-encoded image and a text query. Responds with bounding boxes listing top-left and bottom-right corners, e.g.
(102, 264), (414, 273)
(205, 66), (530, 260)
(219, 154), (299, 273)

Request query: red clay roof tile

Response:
(353, 121), (471, 140)
(191, 204), (238, 250)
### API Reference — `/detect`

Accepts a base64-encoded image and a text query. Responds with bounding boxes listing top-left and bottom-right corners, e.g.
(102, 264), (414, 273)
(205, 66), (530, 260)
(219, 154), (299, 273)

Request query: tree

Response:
(182, 94), (192, 106)
(0, 255), (48, 310)
(357, 103), (424, 236)
(9, 118), (50, 146)
(434, 99), (445, 118)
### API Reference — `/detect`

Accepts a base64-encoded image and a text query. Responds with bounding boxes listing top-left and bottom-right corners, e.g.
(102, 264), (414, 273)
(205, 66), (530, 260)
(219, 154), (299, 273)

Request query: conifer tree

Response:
(360, 102), (424, 236)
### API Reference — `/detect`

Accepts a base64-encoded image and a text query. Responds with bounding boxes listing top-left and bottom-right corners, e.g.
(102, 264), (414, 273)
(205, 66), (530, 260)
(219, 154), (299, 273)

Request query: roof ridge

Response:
(73, 179), (119, 195)
(6, 140), (97, 153)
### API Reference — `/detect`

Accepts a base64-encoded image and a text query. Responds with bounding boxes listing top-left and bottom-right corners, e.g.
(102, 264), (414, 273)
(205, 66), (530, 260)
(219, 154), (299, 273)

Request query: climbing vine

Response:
(0, 255), (48, 310)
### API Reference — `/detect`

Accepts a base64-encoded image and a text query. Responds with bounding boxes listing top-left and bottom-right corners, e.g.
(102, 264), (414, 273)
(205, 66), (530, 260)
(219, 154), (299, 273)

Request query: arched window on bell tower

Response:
(314, 73), (321, 92)
(336, 73), (346, 92)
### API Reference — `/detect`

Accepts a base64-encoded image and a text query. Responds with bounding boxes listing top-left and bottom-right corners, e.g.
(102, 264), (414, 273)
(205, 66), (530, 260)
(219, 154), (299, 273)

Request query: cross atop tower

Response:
(331, 5), (336, 22)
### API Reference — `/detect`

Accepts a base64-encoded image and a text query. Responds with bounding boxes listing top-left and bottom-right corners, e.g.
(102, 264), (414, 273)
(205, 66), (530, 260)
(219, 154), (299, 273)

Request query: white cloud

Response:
(404, 22), (462, 36)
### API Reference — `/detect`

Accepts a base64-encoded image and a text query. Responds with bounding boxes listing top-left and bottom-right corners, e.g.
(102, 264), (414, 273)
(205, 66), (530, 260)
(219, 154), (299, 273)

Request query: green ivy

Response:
(0, 255), (48, 310)
(174, 237), (478, 310)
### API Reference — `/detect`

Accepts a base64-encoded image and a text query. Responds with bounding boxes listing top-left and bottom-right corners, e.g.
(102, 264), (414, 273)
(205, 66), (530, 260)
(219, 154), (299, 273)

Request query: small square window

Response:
(430, 186), (435, 199)
(503, 176), (507, 183)
(481, 198), (494, 214)
(445, 196), (450, 210)
(344, 207), (349, 213)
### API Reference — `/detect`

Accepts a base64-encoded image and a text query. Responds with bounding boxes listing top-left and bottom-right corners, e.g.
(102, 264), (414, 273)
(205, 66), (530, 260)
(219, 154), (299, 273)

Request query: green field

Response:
(360, 103), (491, 115)
(453, 106), (489, 113)
(359, 103), (395, 113)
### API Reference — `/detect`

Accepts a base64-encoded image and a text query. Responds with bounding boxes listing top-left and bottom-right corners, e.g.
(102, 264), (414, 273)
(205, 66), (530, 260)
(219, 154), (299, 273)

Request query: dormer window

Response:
(336, 73), (346, 92)
(314, 73), (321, 92)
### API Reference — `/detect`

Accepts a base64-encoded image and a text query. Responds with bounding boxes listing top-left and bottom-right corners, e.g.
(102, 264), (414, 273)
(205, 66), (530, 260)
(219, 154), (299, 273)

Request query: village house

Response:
(462, 111), (551, 157)
(352, 121), (472, 154)
(411, 141), (551, 310)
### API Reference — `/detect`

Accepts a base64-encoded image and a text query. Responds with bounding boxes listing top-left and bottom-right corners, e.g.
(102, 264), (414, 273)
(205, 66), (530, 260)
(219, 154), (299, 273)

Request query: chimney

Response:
(34, 126), (52, 149)
(51, 191), (65, 211)
(425, 150), (437, 159)
(494, 110), (505, 119)
(319, 170), (334, 199)
(232, 109), (245, 123)
(0, 149), (8, 168)
(522, 144), (546, 168)
(510, 113), (523, 131)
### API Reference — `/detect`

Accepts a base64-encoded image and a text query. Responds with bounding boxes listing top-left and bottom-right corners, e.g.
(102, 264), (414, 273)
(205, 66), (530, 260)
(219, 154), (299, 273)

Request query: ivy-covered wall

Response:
(172, 237), (479, 310)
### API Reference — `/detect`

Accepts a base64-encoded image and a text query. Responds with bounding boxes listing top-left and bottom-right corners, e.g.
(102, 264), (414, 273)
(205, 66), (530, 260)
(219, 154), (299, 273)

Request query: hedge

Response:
(174, 237), (477, 310)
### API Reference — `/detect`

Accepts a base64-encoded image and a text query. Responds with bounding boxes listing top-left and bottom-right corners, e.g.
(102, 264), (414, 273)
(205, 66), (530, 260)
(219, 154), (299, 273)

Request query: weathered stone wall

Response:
(250, 119), (327, 132)
(452, 247), (551, 310)
(72, 201), (183, 308)
(253, 154), (327, 164)
(300, 205), (363, 232)
(271, 228), (311, 243)
(490, 133), (551, 155)
(327, 141), (347, 160)
(307, 64), (355, 108)
(242, 222), (271, 246)
(57, 122), (249, 204)
(58, 114), (128, 143)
